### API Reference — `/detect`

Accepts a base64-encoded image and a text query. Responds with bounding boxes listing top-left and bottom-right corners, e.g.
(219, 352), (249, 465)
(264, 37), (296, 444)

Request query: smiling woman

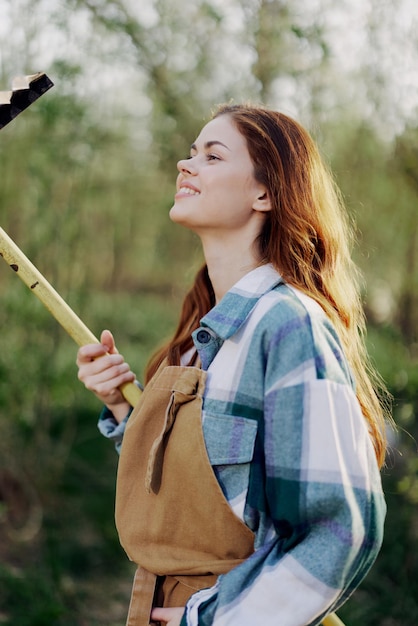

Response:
(76, 103), (389, 626)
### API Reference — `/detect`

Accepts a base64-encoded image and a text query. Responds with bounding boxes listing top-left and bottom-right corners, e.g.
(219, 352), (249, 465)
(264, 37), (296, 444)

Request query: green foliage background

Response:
(0, 1), (417, 624)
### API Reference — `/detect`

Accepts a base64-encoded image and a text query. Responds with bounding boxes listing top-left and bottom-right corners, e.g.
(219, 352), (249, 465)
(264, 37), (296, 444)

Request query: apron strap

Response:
(126, 567), (157, 626)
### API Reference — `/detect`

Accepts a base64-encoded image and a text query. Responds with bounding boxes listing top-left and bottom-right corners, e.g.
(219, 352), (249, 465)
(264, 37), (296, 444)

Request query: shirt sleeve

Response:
(97, 406), (132, 453)
(184, 306), (386, 625)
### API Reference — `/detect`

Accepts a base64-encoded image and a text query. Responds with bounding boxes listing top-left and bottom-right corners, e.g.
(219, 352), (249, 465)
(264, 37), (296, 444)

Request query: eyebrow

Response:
(190, 140), (231, 151)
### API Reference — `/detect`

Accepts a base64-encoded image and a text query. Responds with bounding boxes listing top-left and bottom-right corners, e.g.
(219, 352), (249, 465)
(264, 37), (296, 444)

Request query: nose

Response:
(177, 157), (196, 175)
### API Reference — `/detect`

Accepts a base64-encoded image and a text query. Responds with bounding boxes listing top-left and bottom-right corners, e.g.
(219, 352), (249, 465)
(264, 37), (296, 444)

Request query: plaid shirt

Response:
(99, 264), (386, 626)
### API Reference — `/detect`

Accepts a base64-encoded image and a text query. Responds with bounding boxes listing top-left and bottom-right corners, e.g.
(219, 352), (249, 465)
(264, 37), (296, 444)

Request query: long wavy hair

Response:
(145, 103), (389, 467)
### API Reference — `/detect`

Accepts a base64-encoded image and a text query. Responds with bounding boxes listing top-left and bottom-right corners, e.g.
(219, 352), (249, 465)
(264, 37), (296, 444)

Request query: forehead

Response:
(194, 115), (247, 151)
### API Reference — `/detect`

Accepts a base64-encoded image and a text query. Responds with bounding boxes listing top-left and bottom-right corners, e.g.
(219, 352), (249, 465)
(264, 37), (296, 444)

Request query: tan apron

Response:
(115, 362), (255, 626)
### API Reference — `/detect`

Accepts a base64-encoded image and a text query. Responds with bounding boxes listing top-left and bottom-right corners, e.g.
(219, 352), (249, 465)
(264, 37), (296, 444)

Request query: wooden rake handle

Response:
(0, 226), (142, 408)
(322, 613), (346, 625)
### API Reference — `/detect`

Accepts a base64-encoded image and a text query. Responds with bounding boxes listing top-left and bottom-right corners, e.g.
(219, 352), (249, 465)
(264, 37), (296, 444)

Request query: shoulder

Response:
(250, 282), (329, 342)
(249, 283), (353, 386)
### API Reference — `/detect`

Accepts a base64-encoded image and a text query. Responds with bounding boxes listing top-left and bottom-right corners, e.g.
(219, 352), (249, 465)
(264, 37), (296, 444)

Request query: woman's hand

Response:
(76, 329), (136, 422)
(150, 607), (184, 626)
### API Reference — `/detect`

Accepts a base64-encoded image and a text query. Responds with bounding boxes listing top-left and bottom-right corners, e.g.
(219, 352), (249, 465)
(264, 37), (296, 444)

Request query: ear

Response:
(252, 189), (271, 213)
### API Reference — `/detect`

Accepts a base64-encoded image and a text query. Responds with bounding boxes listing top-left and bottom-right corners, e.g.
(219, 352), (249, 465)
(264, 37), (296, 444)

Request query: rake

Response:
(0, 73), (142, 408)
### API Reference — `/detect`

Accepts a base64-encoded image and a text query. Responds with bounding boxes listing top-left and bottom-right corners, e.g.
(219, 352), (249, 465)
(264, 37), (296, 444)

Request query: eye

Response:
(207, 153), (220, 161)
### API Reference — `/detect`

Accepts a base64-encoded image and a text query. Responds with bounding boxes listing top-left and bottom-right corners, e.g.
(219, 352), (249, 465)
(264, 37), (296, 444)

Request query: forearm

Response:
(107, 400), (132, 423)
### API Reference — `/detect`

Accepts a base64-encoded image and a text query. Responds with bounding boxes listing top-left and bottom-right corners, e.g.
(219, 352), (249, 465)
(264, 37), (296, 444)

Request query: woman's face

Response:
(170, 115), (269, 237)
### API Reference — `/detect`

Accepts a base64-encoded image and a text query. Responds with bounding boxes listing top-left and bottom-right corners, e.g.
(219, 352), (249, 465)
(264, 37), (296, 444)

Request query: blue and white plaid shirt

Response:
(100, 264), (386, 626)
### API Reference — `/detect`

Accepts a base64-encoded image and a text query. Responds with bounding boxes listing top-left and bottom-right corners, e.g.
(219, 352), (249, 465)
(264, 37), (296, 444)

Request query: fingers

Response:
(100, 329), (118, 354)
(76, 328), (121, 367)
(76, 341), (107, 365)
(79, 354), (134, 389)
(150, 607), (184, 626)
(76, 331), (136, 409)
(76, 330), (117, 365)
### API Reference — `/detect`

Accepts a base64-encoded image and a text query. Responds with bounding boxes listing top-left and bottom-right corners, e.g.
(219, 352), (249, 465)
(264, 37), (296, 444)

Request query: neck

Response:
(201, 235), (263, 303)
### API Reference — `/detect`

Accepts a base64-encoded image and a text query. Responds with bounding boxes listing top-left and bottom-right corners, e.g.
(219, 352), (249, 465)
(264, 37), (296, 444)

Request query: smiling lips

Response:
(178, 184), (200, 196)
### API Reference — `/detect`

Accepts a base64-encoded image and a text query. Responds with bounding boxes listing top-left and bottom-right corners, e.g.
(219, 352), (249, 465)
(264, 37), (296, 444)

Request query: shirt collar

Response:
(196, 263), (283, 342)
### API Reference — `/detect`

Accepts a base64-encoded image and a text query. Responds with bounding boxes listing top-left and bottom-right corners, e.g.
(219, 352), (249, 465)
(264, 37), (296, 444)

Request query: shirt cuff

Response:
(97, 405), (132, 445)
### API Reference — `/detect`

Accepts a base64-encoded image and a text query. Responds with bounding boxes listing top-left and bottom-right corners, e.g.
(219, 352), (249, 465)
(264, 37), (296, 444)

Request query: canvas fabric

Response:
(115, 361), (255, 625)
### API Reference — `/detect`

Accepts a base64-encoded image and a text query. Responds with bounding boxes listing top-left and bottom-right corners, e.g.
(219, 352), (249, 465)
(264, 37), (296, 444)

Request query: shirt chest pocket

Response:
(202, 413), (258, 465)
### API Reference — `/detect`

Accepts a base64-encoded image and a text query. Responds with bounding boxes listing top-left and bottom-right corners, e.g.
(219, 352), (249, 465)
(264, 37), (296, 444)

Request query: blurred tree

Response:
(323, 118), (418, 346)
(393, 126), (418, 345)
(71, 0), (226, 165)
(248, 0), (331, 106)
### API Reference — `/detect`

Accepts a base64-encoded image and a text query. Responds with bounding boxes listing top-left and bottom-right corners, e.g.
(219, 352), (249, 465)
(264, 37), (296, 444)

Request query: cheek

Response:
(208, 194), (255, 229)
(207, 172), (253, 204)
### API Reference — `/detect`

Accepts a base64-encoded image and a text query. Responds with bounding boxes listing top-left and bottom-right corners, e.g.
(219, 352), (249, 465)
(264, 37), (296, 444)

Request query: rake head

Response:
(0, 72), (54, 130)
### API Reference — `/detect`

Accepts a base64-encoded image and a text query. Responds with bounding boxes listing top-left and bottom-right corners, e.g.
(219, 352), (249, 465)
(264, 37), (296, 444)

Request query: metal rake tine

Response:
(0, 72), (54, 130)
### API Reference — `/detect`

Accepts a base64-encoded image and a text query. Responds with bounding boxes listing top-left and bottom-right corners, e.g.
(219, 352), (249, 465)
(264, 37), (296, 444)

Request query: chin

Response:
(169, 204), (179, 221)
(169, 205), (182, 223)
(169, 204), (191, 227)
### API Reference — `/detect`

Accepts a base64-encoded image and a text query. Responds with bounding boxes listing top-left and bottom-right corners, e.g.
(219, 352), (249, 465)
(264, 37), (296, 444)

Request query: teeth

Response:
(181, 187), (200, 195)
